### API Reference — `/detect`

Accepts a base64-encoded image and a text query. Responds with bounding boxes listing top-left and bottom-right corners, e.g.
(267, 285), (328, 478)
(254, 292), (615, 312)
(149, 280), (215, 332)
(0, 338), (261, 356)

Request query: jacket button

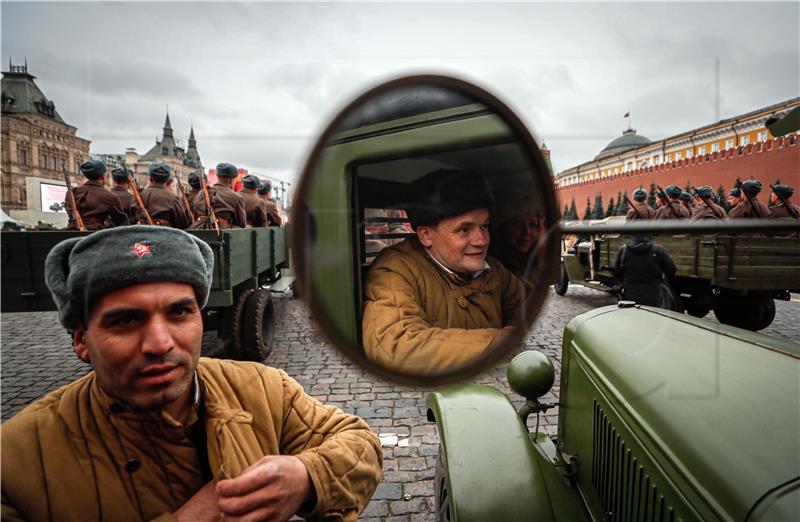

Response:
(110, 402), (124, 414)
(125, 458), (141, 473)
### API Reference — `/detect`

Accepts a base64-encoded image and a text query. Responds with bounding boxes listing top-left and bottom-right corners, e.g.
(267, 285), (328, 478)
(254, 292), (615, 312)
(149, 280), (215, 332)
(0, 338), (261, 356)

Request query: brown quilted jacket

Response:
(1, 358), (382, 521)
(362, 237), (528, 373)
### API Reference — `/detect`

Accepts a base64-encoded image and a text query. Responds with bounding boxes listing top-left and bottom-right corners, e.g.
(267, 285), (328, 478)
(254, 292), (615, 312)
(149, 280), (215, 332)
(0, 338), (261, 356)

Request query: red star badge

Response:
(130, 243), (153, 257)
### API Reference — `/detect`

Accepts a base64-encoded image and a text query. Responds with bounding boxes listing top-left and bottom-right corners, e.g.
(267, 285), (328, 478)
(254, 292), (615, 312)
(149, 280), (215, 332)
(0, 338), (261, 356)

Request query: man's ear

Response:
(416, 226), (433, 248)
(73, 326), (90, 363)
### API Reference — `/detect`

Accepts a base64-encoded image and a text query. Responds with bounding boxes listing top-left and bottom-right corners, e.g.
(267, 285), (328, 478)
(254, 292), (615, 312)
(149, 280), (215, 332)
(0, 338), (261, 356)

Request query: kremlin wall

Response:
(554, 98), (799, 211)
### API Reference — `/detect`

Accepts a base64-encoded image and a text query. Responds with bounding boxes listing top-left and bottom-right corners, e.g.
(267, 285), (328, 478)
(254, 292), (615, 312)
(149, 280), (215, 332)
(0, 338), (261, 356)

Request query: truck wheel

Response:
(221, 288), (253, 360)
(553, 263), (569, 296)
(684, 297), (711, 318)
(434, 448), (454, 522)
(241, 288), (275, 361)
(659, 283), (683, 312)
(713, 295), (774, 331)
(753, 297), (776, 331)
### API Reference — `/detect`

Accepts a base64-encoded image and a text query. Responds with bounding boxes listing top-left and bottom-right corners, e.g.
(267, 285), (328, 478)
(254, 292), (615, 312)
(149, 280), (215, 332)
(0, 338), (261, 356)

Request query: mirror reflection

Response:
(294, 79), (558, 382)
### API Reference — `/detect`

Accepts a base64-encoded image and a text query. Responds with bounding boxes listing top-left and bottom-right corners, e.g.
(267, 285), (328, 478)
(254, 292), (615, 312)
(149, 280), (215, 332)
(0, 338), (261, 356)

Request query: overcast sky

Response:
(2, 2), (798, 186)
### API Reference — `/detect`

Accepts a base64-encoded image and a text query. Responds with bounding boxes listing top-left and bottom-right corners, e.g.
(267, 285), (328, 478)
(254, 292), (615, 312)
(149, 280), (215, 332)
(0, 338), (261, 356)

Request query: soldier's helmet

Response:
(80, 159), (107, 180)
(188, 171), (202, 189)
(149, 163), (172, 182)
(632, 188), (647, 201)
(241, 175), (260, 189)
(216, 163), (238, 178)
(772, 184), (795, 199)
(258, 180), (272, 195)
(742, 179), (763, 196)
(679, 191), (693, 203)
(728, 187), (741, 197)
(111, 166), (129, 182)
(665, 184), (682, 198)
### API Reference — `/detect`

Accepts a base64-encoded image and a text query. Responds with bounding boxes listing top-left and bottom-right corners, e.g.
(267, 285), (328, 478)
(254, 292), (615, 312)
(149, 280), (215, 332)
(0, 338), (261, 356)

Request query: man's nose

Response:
(472, 228), (489, 247)
(141, 316), (174, 356)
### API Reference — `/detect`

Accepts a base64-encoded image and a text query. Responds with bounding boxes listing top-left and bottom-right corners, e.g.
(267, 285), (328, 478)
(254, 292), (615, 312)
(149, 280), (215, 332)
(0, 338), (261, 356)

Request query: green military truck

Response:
(427, 303), (800, 521)
(555, 232), (800, 331)
(0, 227), (292, 361)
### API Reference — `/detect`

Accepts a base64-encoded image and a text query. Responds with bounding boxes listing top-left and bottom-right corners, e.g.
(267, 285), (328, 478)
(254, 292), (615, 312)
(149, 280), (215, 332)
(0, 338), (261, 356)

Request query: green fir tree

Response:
(605, 197), (616, 217)
(582, 197), (592, 220)
(568, 198), (578, 221)
(616, 190), (630, 216)
(591, 194), (605, 220)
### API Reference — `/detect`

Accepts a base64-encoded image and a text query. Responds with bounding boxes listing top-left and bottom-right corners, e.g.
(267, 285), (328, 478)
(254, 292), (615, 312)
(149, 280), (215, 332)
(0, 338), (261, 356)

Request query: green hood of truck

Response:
(563, 305), (799, 521)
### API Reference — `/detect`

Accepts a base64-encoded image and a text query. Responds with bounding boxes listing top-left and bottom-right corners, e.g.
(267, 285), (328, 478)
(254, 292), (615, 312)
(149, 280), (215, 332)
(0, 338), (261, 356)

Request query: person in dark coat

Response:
(613, 235), (677, 307)
(258, 181), (283, 226)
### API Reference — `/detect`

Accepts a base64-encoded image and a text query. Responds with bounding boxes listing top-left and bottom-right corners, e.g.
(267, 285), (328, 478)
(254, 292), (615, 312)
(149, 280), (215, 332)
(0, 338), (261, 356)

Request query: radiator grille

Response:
(592, 401), (678, 522)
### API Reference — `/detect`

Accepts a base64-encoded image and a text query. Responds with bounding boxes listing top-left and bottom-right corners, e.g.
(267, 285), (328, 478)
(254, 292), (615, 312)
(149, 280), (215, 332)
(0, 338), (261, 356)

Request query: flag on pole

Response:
(624, 111), (630, 118)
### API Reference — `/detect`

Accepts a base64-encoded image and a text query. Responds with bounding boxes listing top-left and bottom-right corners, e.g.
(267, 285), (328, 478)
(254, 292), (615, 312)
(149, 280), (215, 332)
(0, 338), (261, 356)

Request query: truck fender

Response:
(426, 384), (556, 522)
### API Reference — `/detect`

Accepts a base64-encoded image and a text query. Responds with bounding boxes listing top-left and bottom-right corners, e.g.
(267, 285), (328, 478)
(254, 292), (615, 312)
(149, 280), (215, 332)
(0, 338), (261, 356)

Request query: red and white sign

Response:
(40, 183), (68, 213)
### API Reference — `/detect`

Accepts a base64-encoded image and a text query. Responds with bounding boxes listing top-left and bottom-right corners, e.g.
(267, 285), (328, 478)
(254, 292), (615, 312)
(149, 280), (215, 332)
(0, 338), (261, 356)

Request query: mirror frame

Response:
(290, 74), (561, 385)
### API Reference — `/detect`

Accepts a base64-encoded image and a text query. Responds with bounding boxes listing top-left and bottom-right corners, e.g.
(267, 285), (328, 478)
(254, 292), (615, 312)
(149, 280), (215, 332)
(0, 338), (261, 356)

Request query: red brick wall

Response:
(555, 136), (800, 210)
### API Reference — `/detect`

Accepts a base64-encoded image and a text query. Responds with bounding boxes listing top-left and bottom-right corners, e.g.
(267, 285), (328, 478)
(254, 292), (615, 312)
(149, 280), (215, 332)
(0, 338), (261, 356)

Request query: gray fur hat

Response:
(45, 225), (214, 330)
(632, 188), (647, 201)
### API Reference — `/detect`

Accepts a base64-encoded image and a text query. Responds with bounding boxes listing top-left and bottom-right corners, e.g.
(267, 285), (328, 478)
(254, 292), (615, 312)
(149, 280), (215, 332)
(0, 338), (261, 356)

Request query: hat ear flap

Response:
(44, 237), (82, 327)
(192, 236), (215, 307)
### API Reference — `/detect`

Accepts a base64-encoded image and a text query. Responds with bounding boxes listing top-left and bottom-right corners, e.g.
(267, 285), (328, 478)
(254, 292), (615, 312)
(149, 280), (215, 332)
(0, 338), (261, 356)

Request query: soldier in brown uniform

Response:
(626, 188), (656, 221)
(258, 180), (283, 226)
(726, 186), (742, 209)
(768, 184), (800, 236)
(239, 175), (268, 227)
(65, 159), (129, 230)
(654, 184), (690, 220)
(728, 180), (770, 219)
(187, 171), (204, 219)
(690, 185), (727, 221)
(134, 163), (193, 228)
(679, 191), (695, 214)
(190, 162), (247, 229)
(110, 166), (135, 221)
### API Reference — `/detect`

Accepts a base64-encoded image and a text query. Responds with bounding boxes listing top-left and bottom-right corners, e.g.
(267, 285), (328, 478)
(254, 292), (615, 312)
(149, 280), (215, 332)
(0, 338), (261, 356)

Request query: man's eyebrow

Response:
(167, 297), (198, 309)
(99, 307), (146, 322)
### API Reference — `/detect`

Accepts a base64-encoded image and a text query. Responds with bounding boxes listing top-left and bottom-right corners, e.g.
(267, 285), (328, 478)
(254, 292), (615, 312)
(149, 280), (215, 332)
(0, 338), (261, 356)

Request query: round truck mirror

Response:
(291, 75), (560, 385)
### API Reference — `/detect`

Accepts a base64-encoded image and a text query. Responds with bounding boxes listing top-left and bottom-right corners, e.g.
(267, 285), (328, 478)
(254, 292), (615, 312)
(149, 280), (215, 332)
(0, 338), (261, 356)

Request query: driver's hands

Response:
(216, 455), (313, 522)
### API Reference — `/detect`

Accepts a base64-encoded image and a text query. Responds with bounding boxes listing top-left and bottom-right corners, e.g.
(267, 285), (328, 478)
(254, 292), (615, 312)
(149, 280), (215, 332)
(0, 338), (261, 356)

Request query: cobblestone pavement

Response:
(2, 287), (798, 520)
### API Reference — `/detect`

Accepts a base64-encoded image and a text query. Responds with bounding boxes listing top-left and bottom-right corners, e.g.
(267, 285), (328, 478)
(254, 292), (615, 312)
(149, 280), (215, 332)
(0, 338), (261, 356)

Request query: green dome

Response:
(595, 128), (651, 160)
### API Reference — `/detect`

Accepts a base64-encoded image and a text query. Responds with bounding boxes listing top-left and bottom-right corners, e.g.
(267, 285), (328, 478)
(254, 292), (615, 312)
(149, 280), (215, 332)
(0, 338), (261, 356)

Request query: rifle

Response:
(62, 166), (86, 231)
(624, 193), (647, 220)
(175, 178), (195, 220)
(126, 167), (154, 225)
(735, 180), (765, 219)
(689, 186), (724, 219)
(770, 184), (800, 220)
(655, 185), (682, 219)
(199, 173), (221, 238)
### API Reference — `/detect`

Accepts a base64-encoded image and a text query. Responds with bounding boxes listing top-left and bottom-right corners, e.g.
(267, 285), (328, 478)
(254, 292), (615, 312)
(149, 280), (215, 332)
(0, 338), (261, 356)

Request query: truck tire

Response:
(753, 297), (776, 331)
(684, 296), (711, 318)
(659, 283), (683, 312)
(713, 295), (775, 331)
(221, 288), (253, 360)
(240, 287), (275, 361)
(434, 448), (454, 522)
(553, 263), (569, 296)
